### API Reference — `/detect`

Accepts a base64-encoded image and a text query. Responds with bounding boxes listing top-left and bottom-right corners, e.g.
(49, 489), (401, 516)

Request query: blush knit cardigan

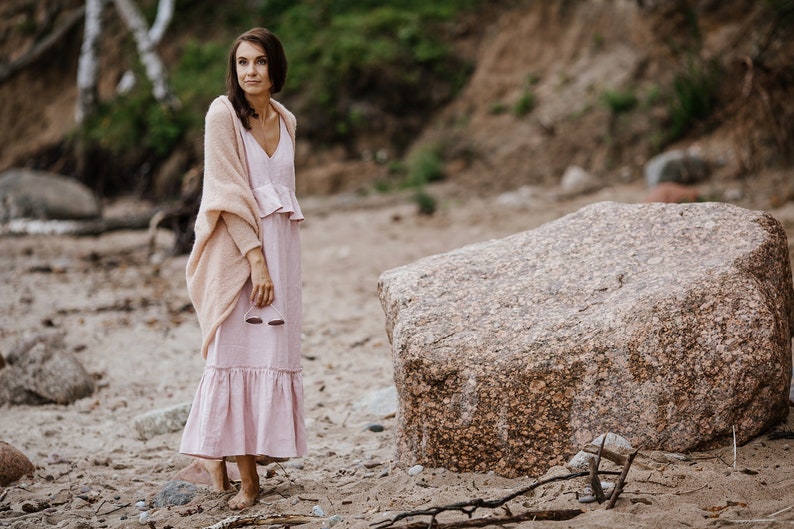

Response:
(186, 95), (297, 359)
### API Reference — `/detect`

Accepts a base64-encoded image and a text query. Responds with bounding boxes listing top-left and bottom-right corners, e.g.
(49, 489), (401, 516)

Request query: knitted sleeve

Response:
(222, 211), (261, 257)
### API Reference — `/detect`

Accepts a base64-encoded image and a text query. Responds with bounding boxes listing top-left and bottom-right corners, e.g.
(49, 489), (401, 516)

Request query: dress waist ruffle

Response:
(251, 182), (304, 221)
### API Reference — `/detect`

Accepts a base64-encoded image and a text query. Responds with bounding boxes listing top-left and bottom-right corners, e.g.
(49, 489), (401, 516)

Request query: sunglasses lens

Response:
(267, 318), (285, 326)
(245, 316), (264, 324)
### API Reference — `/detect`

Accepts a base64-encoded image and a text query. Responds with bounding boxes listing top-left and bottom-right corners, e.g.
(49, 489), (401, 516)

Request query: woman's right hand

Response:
(246, 248), (274, 308)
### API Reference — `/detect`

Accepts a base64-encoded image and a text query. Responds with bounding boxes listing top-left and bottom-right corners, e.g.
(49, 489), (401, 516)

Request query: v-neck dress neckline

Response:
(250, 114), (281, 158)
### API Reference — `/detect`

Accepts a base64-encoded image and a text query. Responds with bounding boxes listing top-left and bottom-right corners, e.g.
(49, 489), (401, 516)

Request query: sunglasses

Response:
(244, 304), (286, 326)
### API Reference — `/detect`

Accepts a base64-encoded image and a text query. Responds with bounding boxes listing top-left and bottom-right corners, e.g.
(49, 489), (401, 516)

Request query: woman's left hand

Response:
(246, 248), (274, 308)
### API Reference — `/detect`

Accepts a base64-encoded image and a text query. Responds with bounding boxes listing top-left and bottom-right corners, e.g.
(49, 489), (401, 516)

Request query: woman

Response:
(180, 27), (306, 510)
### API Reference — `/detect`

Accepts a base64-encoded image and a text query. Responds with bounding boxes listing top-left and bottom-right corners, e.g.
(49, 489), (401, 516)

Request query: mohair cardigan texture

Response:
(186, 95), (297, 359)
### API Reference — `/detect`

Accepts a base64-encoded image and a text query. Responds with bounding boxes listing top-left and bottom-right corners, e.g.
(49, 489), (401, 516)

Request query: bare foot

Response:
(228, 486), (258, 510)
(228, 455), (260, 510)
(202, 458), (234, 492)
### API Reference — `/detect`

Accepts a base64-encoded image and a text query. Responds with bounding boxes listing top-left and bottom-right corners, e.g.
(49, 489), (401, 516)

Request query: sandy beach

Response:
(1, 181), (793, 529)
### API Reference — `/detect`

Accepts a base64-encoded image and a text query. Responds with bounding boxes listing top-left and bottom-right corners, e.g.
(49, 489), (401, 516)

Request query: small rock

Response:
(139, 511), (150, 525)
(407, 465), (424, 476)
(0, 332), (95, 406)
(0, 441), (35, 486)
(152, 480), (198, 507)
(568, 433), (633, 470)
(328, 514), (343, 526)
(22, 499), (50, 513)
(352, 386), (398, 418)
(365, 423), (384, 432)
(135, 500), (148, 511)
(644, 148), (709, 188)
(312, 505), (326, 517)
(559, 165), (601, 196)
(134, 402), (191, 441)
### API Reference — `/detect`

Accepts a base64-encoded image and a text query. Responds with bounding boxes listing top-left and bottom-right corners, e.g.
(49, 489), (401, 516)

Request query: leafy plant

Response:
(600, 89), (638, 115)
(263, 1), (478, 146)
(666, 56), (721, 142)
(406, 146), (444, 187)
(512, 89), (535, 117)
(414, 188), (437, 215)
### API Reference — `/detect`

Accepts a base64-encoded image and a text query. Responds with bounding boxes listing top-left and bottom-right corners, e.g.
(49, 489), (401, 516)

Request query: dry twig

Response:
(371, 470), (620, 529)
(605, 449), (639, 510)
(379, 508), (585, 529)
(203, 514), (319, 529)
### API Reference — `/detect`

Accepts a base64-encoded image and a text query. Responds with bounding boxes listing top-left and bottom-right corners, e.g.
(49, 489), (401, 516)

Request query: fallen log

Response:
(1, 214), (154, 237)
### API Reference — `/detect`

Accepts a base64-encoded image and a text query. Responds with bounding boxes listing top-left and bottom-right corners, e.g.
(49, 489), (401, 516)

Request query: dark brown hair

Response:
(226, 28), (288, 130)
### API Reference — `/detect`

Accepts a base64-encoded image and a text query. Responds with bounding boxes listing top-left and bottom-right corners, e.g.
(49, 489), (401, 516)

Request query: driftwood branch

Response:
(203, 514), (319, 529)
(582, 444), (653, 469)
(589, 457), (606, 503)
(383, 509), (584, 529)
(1, 213), (155, 237)
(371, 470), (620, 529)
(605, 449), (639, 510)
(0, 7), (86, 84)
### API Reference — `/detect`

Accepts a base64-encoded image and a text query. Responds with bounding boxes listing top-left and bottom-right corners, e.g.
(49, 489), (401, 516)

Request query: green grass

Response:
(666, 56), (721, 142)
(512, 90), (535, 117)
(600, 89), (638, 115)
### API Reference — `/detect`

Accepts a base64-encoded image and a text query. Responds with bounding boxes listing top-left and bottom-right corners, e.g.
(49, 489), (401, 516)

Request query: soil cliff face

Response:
(0, 0), (791, 198)
(426, 0), (792, 194)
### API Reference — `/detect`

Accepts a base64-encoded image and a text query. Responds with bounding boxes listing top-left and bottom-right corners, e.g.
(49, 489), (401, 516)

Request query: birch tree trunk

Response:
(116, 0), (175, 95)
(112, 0), (180, 109)
(148, 0), (175, 44)
(75, 0), (103, 123)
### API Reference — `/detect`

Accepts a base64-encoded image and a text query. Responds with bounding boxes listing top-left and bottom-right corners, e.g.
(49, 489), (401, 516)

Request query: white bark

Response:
(112, 0), (179, 108)
(75, 0), (103, 123)
(116, 0), (175, 95)
(148, 0), (175, 44)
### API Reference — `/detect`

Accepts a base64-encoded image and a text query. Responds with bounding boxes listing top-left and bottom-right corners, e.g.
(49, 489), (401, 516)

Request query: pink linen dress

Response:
(180, 114), (306, 460)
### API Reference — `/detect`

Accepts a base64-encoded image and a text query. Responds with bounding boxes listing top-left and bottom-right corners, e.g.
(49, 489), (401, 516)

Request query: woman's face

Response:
(235, 40), (272, 98)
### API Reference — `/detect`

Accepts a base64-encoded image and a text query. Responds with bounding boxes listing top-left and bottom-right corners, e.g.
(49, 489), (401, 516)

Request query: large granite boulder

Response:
(0, 169), (101, 221)
(378, 201), (793, 478)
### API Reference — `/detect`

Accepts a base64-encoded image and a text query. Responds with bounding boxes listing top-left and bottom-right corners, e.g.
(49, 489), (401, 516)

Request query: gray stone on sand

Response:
(644, 149), (709, 188)
(0, 332), (95, 405)
(379, 201), (793, 478)
(568, 432), (633, 469)
(134, 402), (192, 441)
(353, 386), (398, 418)
(152, 480), (198, 507)
(0, 169), (101, 221)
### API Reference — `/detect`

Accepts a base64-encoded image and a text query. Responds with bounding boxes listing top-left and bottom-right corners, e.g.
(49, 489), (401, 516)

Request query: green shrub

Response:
(667, 56), (721, 142)
(414, 188), (437, 215)
(512, 89), (535, 117)
(489, 102), (508, 115)
(406, 146), (444, 187)
(601, 89), (638, 114)
(263, 1), (478, 145)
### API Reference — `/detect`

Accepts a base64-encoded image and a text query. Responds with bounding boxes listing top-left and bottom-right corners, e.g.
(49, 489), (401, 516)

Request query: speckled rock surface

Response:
(378, 201), (793, 478)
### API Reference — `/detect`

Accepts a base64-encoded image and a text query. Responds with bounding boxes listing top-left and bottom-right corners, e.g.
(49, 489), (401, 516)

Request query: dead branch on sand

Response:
(203, 514), (319, 529)
(371, 470), (622, 529)
(605, 449), (639, 510)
